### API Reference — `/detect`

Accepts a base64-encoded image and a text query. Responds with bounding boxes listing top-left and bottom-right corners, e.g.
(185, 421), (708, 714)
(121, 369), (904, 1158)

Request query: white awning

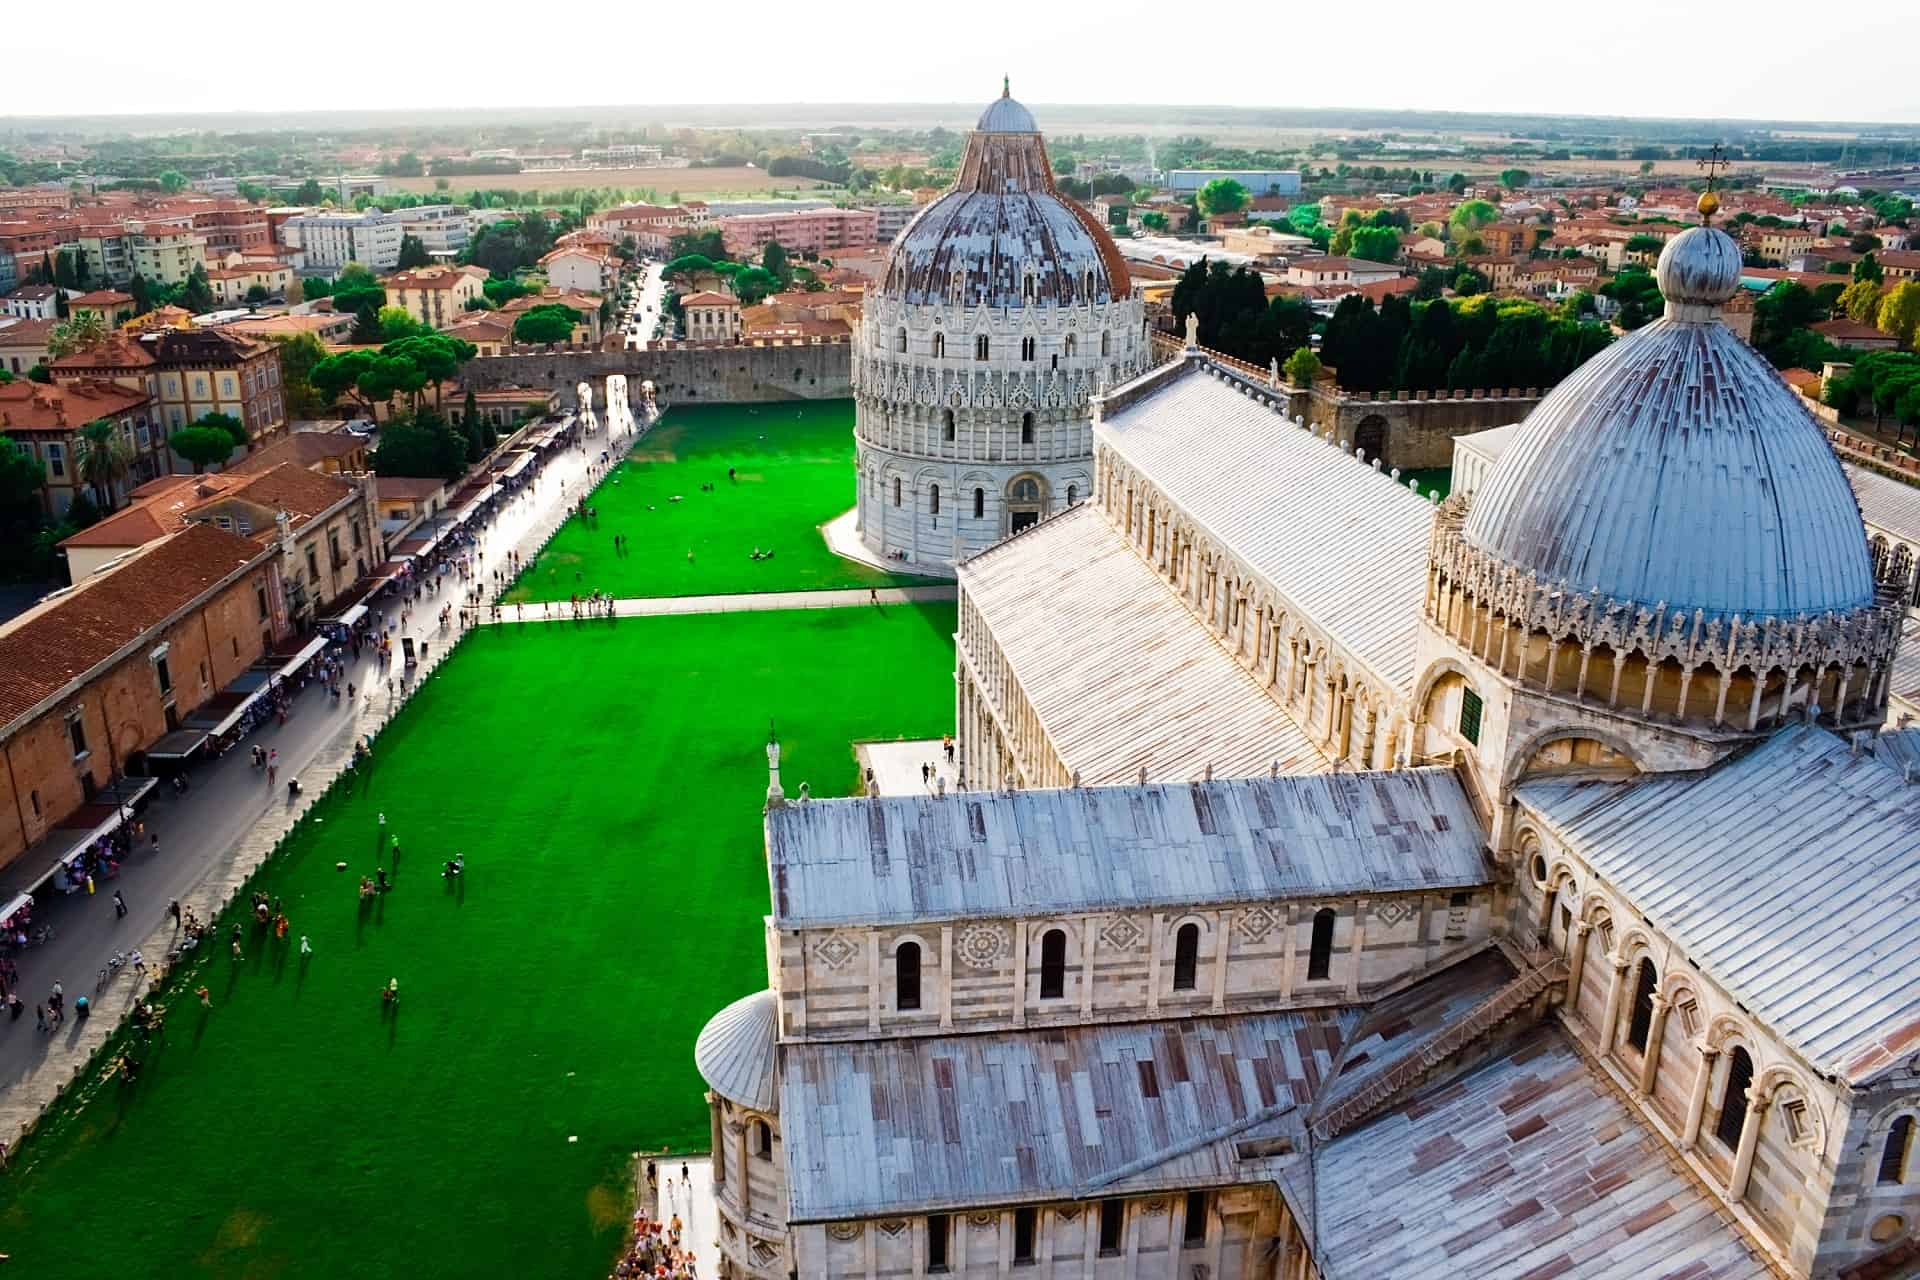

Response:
(325, 604), (369, 628)
(201, 688), (269, 737)
(277, 636), (328, 679)
(1, 892), (33, 924)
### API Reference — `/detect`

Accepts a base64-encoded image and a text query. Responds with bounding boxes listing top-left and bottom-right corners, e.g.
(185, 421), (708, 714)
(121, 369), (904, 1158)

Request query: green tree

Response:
(1282, 347), (1322, 386)
(158, 170), (189, 193)
(1196, 178), (1250, 217)
(1498, 169), (1531, 189)
(1450, 199), (1498, 231)
(511, 304), (577, 344)
(72, 418), (133, 510)
(332, 282), (386, 317)
(1451, 267), (1489, 296)
(762, 239), (792, 287)
(1349, 226), (1399, 263)
(1414, 266), (1449, 300)
(168, 426), (234, 473)
(1139, 211), (1169, 232)
(482, 277), (531, 307)
(1855, 252), (1883, 284)
(271, 332), (331, 419)
(371, 417), (467, 481)
(1752, 282), (1822, 367)
(396, 233), (432, 270)
(378, 305), (425, 342)
(245, 284), (271, 304)
(195, 411), (250, 451)
(47, 311), (108, 358)
(294, 178), (326, 205)
(1839, 279), (1884, 324)
(462, 388), (479, 431)
(26, 364), (51, 384)
(177, 264), (215, 314)
(1878, 282), (1920, 348)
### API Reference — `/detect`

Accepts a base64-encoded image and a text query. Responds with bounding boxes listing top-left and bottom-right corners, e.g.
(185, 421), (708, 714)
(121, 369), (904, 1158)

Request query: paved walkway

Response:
(476, 583), (956, 623)
(0, 416), (632, 1141)
(859, 738), (959, 797)
(646, 1156), (721, 1276)
(821, 507), (955, 579)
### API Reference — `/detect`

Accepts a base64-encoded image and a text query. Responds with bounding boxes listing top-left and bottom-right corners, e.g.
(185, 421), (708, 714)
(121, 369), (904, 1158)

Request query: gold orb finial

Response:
(1697, 190), (1721, 222)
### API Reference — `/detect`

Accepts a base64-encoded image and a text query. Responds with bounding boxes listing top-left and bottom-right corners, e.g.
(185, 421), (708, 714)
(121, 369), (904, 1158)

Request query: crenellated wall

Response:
(458, 339), (852, 408)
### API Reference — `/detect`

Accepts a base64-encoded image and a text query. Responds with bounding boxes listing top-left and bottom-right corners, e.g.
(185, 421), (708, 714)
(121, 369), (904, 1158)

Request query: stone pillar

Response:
(1680, 1043), (1720, 1150)
(1597, 954), (1629, 1055)
(1729, 1092), (1770, 1201)
(1636, 995), (1670, 1096)
(1563, 923), (1592, 1008)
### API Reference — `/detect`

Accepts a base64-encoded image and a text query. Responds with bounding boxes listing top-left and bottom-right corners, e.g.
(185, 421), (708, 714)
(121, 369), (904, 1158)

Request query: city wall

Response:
(460, 338), (852, 409)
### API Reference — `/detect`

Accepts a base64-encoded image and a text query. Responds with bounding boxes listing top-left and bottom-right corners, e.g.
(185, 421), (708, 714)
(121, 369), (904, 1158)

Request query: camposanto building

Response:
(699, 204), (1920, 1278)
(850, 84), (1147, 569)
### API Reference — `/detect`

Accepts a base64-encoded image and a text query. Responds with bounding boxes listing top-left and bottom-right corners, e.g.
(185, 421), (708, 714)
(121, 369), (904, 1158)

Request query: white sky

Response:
(3, 0), (1916, 125)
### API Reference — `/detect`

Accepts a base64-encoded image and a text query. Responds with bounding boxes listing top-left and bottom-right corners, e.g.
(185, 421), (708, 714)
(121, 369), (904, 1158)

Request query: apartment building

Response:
(279, 211), (406, 271)
(0, 377), (163, 515)
(391, 204), (473, 257)
(718, 207), (879, 257)
(382, 264), (487, 329)
(52, 327), (286, 441)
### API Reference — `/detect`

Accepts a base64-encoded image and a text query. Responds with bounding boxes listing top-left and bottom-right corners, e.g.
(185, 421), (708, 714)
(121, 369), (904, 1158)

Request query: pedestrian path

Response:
(475, 583), (956, 623)
(859, 739), (959, 796)
(648, 1156), (721, 1276)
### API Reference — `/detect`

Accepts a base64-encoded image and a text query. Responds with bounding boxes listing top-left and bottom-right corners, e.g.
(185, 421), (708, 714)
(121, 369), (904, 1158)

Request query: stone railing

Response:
(1829, 427), (1920, 485)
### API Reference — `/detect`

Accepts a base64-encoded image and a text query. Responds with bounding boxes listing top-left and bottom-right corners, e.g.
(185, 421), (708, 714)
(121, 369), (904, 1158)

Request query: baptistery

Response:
(851, 82), (1147, 567)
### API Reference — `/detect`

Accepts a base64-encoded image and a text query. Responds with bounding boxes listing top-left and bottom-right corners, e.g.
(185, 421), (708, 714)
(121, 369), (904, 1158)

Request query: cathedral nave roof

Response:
(765, 759), (1486, 930)
(1517, 723), (1920, 1085)
(956, 502), (1328, 789)
(1095, 365), (1435, 693)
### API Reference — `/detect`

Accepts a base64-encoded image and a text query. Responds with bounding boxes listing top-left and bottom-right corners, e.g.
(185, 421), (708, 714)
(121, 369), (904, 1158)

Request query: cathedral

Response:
(850, 83), (1147, 569)
(694, 100), (1920, 1280)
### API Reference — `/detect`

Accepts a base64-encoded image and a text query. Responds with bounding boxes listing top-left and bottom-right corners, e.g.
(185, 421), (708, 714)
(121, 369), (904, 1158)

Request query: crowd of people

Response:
(610, 1208), (696, 1279)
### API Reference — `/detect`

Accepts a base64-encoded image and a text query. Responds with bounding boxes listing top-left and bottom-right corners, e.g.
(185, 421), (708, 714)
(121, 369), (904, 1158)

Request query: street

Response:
(0, 412), (632, 1116)
(624, 261), (667, 349)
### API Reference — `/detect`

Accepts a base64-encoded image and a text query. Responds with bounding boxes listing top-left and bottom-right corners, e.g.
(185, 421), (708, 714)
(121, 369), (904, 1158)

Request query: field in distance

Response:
(382, 166), (825, 197)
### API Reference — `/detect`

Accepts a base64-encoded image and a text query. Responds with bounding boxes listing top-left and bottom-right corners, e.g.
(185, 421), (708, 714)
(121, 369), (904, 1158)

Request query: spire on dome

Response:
(1003, 74), (1010, 97)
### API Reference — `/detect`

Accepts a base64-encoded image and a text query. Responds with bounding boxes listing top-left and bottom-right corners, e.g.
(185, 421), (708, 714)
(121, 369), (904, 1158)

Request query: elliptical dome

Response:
(1462, 223), (1873, 622)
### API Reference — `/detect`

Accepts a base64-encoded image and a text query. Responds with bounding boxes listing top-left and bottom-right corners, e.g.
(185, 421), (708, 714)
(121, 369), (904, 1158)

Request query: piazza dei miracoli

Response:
(693, 87), (1920, 1280)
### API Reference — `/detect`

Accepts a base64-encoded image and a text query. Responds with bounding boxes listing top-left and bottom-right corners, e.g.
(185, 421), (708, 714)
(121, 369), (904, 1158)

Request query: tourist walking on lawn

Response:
(196, 986), (211, 1008)
(300, 935), (311, 956)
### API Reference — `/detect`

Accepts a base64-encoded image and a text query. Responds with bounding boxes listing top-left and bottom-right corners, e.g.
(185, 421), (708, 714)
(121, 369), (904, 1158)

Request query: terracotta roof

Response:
(1813, 317), (1893, 341)
(217, 462), (355, 524)
(679, 291), (737, 307)
(0, 316), (58, 347)
(383, 266), (481, 291)
(375, 476), (443, 500)
(0, 378), (150, 431)
(57, 504), (172, 548)
(10, 285), (57, 301)
(71, 290), (134, 306)
(228, 431), (368, 475)
(0, 523), (269, 728)
(50, 334), (157, 371)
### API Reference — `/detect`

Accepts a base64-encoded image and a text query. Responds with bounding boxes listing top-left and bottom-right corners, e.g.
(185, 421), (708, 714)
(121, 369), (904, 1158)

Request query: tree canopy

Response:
(371, 415), (468, 481)
(1348, 226), (1400, 263)
(510, 304), (578, 345)
(1878, 281), (1920, 348)
(169, 426), (234, 473)
(1314, 292), (1613, 395)
(195, 411), (250, 450)
(1449, 199), (1499, 230)
(396, 233), (432, 270)
(1196, 178), (1250, 217)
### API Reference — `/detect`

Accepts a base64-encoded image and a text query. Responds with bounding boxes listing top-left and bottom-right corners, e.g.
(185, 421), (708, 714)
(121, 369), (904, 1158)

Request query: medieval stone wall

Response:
(459, 339), (852, 408)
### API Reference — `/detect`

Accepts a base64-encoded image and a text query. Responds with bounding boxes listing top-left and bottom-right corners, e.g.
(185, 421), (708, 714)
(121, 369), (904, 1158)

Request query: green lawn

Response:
(0, 603), (957, 1280)
(505, 400), (935, 603)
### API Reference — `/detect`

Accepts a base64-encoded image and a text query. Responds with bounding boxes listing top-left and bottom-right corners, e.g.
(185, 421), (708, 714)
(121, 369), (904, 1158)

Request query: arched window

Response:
(1715, 1046), (1755, 1149)
(1039, 928), (1067, 999)
(1172, 922), (1200, 991)
(1307, 908), (1336, 981)
(1101, 331), (1111, 357)
(1011, 477), (1040, 503)
(1021, 336), (1035, 361)
(973, 487), (985, 519)
(942, 408), (955, 441)
(896, 328), (907, 353)
(1626, 959), (1658, 1052)
(975, 333), (990, 361)
(929, 484), (940, 516)
(1023, 271), (1036, 302)
(932, 331), (945, 359)
(892, 476), (902, 507)
(1021, 412), (1035, 444)
(1067, 484), (1078, 506)
(896, 941), (922, 1011)
(1064, 334), (1077, 358)
(1881, 1116), (1914, 1184)
(754, 1119), (772, 1159)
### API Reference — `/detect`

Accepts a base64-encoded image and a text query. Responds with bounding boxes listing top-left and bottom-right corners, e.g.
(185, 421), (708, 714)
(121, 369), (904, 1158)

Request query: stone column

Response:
(1563, 922), (1592, 1009)
(1729, 1092), (1770, 1201)
(1597, 954), (1630, 1055)
(1680, 1043), (1720, 1150)
(1636, 995), (1670, 1096)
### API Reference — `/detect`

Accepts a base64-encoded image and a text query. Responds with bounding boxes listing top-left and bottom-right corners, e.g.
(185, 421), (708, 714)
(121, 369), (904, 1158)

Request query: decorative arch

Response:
(1353, 414), (1389, 468)
(1705, 1013), (1756, 1053)
(1501, 725), (1646, 790)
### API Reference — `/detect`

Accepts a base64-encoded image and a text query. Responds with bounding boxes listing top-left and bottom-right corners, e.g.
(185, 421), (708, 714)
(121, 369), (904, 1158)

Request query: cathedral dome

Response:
(1463, 223), (1874, 622)
(881, 83), (1129, 309)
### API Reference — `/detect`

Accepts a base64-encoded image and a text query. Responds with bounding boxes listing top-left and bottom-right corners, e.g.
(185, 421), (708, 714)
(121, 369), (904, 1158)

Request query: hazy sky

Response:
(6, 0), (1916, 124)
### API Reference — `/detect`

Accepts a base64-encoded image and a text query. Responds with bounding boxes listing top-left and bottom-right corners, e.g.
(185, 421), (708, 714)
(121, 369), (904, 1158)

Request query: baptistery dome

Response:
(882, 85), (1130, 311)
(1463, 224), (1874, 622)
(850, 81), (1147, 570)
